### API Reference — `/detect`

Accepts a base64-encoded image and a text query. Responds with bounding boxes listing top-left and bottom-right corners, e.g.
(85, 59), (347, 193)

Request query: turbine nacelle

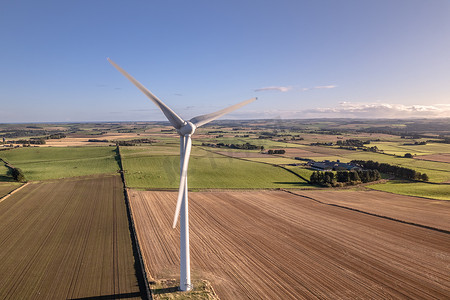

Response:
(178, 121), (196, 136)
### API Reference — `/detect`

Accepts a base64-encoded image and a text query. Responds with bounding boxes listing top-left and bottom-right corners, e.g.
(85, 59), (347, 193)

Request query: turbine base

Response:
(179, 283), (193, 292)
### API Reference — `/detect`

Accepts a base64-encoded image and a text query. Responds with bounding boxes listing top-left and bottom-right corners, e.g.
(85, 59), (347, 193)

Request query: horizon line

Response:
(1, 116), (450, 125)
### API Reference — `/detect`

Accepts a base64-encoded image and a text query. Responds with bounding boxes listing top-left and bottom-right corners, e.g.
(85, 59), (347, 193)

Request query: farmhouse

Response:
(307, 160), (361, 171)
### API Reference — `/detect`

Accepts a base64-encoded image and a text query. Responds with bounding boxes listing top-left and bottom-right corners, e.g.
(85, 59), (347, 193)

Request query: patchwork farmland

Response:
(0, 175), (144, 299)
(1, 119), (449, 298)
(129, 190), (450, 300)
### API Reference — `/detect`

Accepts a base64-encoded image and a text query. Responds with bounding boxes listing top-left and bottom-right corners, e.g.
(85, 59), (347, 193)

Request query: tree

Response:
(370, 169), (381, 181)
(404, 153), (413, 158)
(310, 172), (319, 184)
(322, 173), (330, 184)
(336, 171), (349, 182)
(351, 160), (420, 180)
(7, 167), (26, 182)
(349, 171), (360, 182)
(324, 171), (334, 184)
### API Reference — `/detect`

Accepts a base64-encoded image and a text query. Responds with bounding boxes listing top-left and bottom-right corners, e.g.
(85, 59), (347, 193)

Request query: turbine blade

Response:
(190, 97), (257, 128)
(173, 136), (192, 228)
(107, 58), (185, 129)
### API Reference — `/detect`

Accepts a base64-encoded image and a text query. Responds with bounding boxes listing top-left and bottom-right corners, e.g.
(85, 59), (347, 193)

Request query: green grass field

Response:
(367, 180), (450, 201)
(139, 139), (449, 178)
(282, 166), (315, 181)
(120, 145), (309, 189)
(199, 136), (302, 149)
(250, 139), (304, 149)
(370, 142), (450, 156)
(0, 147), (119, 181)
(121, 143), (449, 195)
(0, 164), (14, 182)
(122, 145), (180, 156)
(245, 157), (301, 164)
(1, 132), (448, 198)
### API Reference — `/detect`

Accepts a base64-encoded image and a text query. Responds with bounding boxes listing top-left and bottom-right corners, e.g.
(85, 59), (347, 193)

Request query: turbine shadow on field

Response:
(69, 291), (142, 299)
(152, 285), (180, 295)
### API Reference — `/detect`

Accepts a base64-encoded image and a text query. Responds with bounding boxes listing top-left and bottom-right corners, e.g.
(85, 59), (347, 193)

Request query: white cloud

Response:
(302, 85), (337, 91)
(254, 86), (292, 92)
(255, 84), (337, 93)
(313, 85), (337, 89)
(302, 102), (450, 118)
(245, 102), (450, 119)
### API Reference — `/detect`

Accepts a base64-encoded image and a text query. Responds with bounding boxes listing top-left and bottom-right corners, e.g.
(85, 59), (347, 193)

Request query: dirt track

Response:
(129, 190), (450, 299)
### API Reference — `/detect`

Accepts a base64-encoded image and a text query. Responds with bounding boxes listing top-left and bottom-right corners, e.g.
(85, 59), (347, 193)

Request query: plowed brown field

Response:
(0, 182), (22, 199)
(291, 189), (450, 231)
(0, 175), (143, 299)
(129, 190), (450, 300)
(414, 153), (450, 163)
(282, 147), (328, 158)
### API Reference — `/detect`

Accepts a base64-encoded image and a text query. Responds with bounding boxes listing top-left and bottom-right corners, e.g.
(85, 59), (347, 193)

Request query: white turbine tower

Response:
(108, 58), (256, 291)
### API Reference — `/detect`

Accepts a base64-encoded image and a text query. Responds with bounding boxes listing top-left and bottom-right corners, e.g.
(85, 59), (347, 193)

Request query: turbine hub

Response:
(178, 121), (196, 136)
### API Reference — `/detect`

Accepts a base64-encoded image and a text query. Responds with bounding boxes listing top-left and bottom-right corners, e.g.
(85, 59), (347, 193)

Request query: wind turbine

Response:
(108, 58), (256, 291)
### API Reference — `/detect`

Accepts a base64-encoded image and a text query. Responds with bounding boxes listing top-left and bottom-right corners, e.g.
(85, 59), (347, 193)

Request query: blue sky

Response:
(1, 0), (449, 122)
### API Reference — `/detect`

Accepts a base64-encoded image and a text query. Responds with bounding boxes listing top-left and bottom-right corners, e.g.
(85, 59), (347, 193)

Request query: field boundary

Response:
(413, 153), (450, 164)
(0, 182), (28, 203)
(283, 189), (450, 235)
(116, 146), (153, 300)
(200, 146), (311, 183)
(365, 180), (450, 201)
(0, 158), (19, 176)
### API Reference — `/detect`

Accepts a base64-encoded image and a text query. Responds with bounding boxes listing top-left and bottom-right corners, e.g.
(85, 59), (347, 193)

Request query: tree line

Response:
(114, 139), (155, 146)
(310, 169), (381, 187)
(267, 149), (285, 154)
(202, 142), (263, 150)
(1, 159), (26, 182)
(46, 133), (66, 139)
(12, 138), (46, 145)
(336, 139), (369, 147)
(87, 138), (155, 146)
(2, 134), (67, 145)
(351, 160), (429, 181)
(7, 167), (26, 182)
(0, 130), (66, 139)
